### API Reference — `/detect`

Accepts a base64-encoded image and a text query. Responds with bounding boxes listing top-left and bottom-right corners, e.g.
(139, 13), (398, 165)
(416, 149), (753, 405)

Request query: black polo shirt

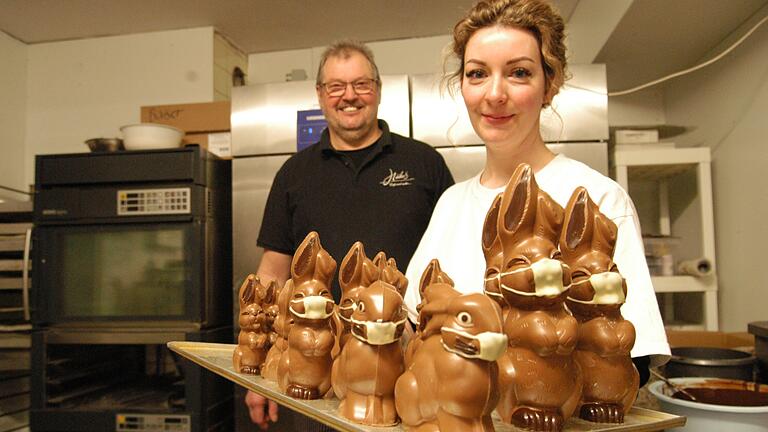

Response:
(257, 120), (454, 300)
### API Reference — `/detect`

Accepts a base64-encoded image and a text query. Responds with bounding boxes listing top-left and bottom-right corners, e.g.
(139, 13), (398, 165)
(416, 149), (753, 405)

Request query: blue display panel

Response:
(297, 109), (327, 151)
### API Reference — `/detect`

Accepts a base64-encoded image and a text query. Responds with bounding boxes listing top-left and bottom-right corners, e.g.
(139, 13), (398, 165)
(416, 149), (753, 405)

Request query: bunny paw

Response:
(287, 384), (319, 400)
(579, 403), (624, 423)
(238, 365), (262, 375)
(511, 407), (564, 432)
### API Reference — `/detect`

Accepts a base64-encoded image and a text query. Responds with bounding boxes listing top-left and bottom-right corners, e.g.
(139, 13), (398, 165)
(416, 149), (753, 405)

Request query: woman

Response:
(403, 0), (670, 381)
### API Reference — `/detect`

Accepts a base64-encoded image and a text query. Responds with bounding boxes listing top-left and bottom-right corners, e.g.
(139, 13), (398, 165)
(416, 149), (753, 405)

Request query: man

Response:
(246, 40), (454, 430)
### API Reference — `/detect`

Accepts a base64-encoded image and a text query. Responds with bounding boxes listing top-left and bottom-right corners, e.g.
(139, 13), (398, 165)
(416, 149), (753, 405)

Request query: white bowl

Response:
(648, 377), (768, 431)
(120, 123), (184, 150)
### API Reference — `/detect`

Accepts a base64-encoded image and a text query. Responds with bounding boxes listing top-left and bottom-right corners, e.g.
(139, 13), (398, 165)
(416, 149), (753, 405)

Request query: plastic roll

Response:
(677, 258), (713, 277)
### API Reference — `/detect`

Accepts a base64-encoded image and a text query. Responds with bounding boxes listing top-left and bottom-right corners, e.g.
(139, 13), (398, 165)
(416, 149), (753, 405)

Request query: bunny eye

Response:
(319, 289), (330, 297)
(550, 250), (562, 260)
(457, 312), (472, 325)
(357, 302), (365, 312)
(294, 292), (305, 299)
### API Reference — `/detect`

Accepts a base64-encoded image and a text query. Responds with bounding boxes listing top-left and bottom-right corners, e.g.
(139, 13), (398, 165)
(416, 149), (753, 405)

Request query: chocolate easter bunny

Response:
(482, 194), (508, 318)
(261, 278), (292, 381)
(277, 231), (337, 399)
(331, 280), (407, 425)
(495, 164), (582, 432)
(403, 259), (458, 367)
(560, 187), (638, 423)
(233, 275), (274, 374)
(332, 242), (381, 358)
(395, 293), (507, 431)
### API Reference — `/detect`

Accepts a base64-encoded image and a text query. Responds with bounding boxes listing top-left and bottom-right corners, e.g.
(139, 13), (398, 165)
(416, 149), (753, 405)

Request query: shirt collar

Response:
(320, 119), (393, 157)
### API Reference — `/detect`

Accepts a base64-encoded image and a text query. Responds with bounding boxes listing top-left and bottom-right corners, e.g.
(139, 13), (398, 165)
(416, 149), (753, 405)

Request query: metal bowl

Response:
(666, 347), (756, 381)
(85, 138), (124, 152)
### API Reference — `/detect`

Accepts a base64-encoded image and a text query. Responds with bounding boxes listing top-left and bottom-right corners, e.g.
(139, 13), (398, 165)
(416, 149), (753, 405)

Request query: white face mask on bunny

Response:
(289, 296), (334, 319)
(500, 258), (568, 297)
(351, 315), (408, 345)
(440, 326), (508, 361)
(567, 272), (625, 305)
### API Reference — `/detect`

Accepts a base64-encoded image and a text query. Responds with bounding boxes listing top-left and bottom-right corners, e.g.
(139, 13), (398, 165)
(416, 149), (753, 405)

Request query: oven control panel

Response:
(117, 188), (191, 216)
(116, 413), (190, 432)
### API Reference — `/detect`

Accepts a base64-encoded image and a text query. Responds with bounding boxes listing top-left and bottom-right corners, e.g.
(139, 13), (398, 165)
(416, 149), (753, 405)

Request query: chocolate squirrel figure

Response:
(277, 231), (337, 399)
(482, 194), (509, 319)
(233, 275), (276, 374)
(332, 242), (381, 359)
(261, 277), (292, 381)
(494, 164), (582, 432)
(403, 259), (458, 368)
(560, 187), (639, 423)
(331, 280), (408, 425)
(395, 292), (507, 431)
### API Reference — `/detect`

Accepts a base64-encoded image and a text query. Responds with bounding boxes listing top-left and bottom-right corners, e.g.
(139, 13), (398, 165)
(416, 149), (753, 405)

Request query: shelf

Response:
(663, 323), (707, 332)
(614, 147), (710, 167)
(615, 146), (718, 331)
(651, 276), (715, 293)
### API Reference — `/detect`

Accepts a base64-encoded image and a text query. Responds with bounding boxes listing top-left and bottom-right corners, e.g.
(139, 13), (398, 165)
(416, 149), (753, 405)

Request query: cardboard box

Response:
(140, 101), (230, 133)
(666, 330), (754, 349)
(184, 132), (231, 159)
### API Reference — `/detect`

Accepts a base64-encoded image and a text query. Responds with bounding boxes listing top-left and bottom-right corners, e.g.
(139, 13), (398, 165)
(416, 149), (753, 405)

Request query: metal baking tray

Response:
(167, 341), (686, 432)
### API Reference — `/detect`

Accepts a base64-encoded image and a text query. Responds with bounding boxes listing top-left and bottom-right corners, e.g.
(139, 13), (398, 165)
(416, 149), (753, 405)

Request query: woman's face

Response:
(461, 25), (549, 149)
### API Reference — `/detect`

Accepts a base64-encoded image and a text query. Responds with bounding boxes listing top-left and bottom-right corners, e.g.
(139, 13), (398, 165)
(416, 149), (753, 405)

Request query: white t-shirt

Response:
(404, 154), (671, 365)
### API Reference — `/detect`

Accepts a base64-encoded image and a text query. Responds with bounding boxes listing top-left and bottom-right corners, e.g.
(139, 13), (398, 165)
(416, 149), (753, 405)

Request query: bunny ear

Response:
(419, 259), (440, 296)
(498, 163), (536, 242)
(239, 274), (257, 305)
(278, 279), (294, 313)
(561, 187), (591, 255)
(535, 191), (565, 244)
(387, 257), (397, 268)
(372, 251), (387, 270)
(482, 194), (503, 260)
(262, 280), (278, 305)
(340, 241), (364, 291)
(592, 211), (618, 257)
(292, 231), (320, 282)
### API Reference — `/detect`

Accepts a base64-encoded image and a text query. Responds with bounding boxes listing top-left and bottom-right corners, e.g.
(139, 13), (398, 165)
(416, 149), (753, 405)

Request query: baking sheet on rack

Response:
(167, 341), (685, 432)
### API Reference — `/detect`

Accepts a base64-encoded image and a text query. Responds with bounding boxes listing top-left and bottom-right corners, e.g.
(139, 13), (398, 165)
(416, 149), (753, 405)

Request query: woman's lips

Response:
(482, 113), (514, 125)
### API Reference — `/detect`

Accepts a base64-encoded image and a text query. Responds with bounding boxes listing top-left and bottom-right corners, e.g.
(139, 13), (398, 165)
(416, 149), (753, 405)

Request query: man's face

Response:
(316, 52), (381, 147)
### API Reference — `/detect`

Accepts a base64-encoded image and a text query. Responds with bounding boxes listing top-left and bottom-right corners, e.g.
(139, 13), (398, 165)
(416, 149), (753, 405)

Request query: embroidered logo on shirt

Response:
(380, 169), (415, 187)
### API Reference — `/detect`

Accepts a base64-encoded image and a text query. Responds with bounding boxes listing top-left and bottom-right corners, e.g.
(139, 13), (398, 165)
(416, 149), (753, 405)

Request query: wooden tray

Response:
(167, 341), (685, 432)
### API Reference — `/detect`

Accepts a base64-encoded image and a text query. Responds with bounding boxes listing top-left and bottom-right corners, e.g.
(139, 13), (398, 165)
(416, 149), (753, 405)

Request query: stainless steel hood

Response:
(410, 64), (609, 147)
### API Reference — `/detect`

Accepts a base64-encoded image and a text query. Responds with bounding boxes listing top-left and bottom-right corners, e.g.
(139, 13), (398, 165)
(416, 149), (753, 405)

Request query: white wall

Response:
(24, 27), (216, 187)
(664, 7), (768, 332)
(0, 31), (28, 195)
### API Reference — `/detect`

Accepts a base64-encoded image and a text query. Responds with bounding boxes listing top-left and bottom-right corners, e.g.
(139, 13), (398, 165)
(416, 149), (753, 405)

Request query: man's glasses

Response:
(319, 79), (379, 97)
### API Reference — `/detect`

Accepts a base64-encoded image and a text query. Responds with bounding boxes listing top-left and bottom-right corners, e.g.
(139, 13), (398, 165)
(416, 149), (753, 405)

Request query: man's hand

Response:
(245, 391), (278, 430)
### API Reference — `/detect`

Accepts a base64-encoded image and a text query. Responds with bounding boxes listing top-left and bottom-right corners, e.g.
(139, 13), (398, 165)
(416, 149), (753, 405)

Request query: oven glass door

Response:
(36, 222), (201, 323)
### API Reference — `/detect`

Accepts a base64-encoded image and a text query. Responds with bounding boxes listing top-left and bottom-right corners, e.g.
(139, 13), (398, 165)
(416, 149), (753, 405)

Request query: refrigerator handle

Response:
(22, 227), (32, 321)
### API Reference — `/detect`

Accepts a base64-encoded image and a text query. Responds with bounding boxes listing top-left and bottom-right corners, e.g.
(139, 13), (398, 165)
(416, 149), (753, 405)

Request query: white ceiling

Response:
(0, 0), (766, 91)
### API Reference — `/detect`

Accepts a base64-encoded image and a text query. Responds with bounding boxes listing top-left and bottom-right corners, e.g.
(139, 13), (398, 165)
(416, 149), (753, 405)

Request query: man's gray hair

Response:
(315, 40), (381, 85)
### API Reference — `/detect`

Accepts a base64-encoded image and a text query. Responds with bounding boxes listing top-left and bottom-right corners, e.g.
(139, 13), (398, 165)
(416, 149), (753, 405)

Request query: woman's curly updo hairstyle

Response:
(448, 0), (568, 105)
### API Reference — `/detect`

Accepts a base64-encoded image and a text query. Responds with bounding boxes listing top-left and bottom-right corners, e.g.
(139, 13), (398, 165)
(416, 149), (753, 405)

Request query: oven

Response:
(32, 145), (231, 330)
(30, 146), (234, 431)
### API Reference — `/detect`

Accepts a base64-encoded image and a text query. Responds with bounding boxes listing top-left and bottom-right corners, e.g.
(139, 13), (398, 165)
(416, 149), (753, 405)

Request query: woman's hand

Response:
(245, 391), (278, 430)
